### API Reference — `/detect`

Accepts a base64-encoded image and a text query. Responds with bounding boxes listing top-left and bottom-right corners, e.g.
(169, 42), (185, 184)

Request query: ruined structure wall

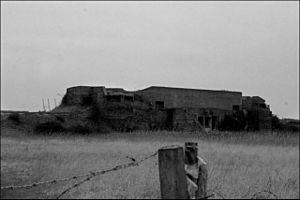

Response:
(65, 86), (106, 105)
(137, 87), (242, 111)
(65, 86), (92, 105)
(63, 86), (273, 131)
(90, 87), (106, 106)
(169, 108), (230, 131)
(102, 101), (168, 131)
(242, 96), (272, 130)
(257, 109), (272, 130)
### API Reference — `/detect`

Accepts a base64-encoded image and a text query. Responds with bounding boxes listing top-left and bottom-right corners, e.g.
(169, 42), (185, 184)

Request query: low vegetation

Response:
(1, 127), (299, 199)
(7, 113), (20, 123)
(34, 121), (66, 134)
(67, 125), (92, 135)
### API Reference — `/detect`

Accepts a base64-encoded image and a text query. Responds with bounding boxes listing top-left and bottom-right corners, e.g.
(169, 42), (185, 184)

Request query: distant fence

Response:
(0, 142), (278, 199)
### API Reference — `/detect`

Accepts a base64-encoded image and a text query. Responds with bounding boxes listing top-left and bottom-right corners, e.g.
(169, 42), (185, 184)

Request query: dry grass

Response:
(1, 128), (299, 199)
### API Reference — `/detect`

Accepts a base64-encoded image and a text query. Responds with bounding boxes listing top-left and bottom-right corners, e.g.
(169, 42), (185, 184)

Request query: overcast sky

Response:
(1, 1), (299, 119)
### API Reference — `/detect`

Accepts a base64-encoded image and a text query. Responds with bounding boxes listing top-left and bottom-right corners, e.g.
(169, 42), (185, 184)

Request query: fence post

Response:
(158, 146), (189, 199)
(184, 142), (208, 199)
(196, 156), (208, 199)
(185, 142), (198, 165)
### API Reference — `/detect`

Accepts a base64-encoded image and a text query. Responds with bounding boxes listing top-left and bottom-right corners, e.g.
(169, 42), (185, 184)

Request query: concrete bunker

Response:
(60, 86), (273, 131)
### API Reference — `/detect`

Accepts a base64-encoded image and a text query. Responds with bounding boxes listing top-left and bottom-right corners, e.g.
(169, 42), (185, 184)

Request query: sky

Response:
(1, 1), (299, 119)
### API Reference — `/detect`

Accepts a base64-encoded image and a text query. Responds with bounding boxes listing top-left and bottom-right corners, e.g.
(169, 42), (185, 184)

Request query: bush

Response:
(34, 121), (66, 134)
(272, 115), (283, 130)
(67, 125), (92, 134)
(7, 113), (20, 123)
(56, 116), (65, 122)
(219, 111), (247, 131)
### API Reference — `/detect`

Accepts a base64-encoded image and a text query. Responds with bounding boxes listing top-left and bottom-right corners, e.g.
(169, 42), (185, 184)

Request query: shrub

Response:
(219, 111), (247, 131)
(67, 125), (92, 134)
(272, 115), (283, 130)
(7, 113), (20, 123)
(56, 116), (65, 122)
(34, 121), (66, 134)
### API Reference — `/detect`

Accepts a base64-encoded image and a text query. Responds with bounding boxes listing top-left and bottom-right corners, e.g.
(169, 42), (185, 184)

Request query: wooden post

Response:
(158, 146), (189, 199)
(184, 142), (208, 199)
(185, 142), (199, 199)
(196, 156), (208, 199)
(185, 142), (198, 165)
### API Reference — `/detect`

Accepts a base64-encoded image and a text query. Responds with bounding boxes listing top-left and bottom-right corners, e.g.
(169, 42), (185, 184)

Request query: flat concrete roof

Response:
(141, 86), (242, 94)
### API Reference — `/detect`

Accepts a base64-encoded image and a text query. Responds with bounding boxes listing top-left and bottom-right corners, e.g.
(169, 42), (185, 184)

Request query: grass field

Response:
(1, 127), (299, 199)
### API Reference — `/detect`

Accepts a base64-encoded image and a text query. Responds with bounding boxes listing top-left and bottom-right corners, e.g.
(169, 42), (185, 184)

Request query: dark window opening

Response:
(205, 116), (210, 128)
(233, 105), (240, 111)
(124, 96), (134, 102)
(198, 116), (204, 126)
(259, 104), (266, 108)
(155, 101), (164, 110)
(106, 95), (122, 102)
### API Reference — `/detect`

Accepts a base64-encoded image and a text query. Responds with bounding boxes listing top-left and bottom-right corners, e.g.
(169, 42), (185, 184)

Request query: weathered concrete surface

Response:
(56, 85), (273, 131)
(242, 96), (272, 130)
(136, 86), (242, 111)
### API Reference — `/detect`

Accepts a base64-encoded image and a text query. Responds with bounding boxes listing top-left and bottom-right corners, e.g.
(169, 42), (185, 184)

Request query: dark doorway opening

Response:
(166, 109), (174, 129)
(155, 101), (164, 110)
(198, 116), (204, 126)
(212, 116), (217, 129)
(205, 116), (210, 128)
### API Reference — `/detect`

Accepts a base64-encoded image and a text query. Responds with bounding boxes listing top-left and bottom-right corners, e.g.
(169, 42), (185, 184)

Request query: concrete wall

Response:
(169, 108), (231, 131)
(65, 86), (92, 105)
(137, 86), (242, 111)
(242, 96), (272, 130)
(256, 109), (272, 130)
(65, 86), (106, 105)
(62, 86), (273, 131)
(90, 87), (106, 106)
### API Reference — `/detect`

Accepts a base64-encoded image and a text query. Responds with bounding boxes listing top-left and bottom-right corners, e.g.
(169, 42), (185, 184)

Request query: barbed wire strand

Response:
(56, 151), (158, 199)
(250, 190), (278, 199)
(0, 151), (158, 191)
(0, 173), (89, 190)
(0, 144), (226, 199)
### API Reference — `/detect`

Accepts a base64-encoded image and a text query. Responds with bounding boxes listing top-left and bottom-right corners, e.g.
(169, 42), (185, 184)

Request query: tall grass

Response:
(1, 128), (299, 199)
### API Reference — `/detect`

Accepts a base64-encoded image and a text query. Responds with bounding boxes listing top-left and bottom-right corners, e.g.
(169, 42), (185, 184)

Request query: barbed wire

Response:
(250, 190), (278, 199)
(56, 151), (158, 199)
(0, 172), (90, 190)
(0, 151), (159, 192)
(1, 144), (278, 200)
